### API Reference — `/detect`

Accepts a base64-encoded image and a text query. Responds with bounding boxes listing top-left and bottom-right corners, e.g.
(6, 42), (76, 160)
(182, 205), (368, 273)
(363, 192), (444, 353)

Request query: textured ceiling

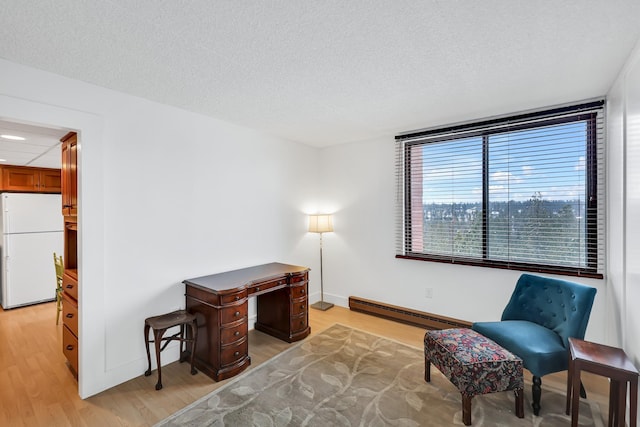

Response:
(1, 1), (639, 151)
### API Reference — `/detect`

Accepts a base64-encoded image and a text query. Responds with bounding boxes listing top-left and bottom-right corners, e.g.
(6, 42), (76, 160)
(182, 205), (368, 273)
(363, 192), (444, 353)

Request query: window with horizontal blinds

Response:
(395, 100), (605, 278)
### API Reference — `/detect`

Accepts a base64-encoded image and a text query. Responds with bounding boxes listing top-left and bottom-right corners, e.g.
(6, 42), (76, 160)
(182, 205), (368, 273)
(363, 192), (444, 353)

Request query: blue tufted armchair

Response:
(472, 273), (597, 416)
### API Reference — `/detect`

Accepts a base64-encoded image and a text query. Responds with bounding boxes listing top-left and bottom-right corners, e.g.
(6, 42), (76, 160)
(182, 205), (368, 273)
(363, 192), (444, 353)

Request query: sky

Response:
(417, 120), (587, 205)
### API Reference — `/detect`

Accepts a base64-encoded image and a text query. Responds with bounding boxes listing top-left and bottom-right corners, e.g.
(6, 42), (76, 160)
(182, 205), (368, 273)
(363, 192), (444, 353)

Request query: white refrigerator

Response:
(0, 193), (64, 309)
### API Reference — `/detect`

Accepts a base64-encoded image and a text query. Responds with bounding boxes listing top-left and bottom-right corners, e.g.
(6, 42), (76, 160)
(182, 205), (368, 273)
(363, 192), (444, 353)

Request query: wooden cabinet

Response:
(184, 263), (310, 382)
(60, 131), (79, 378)
(1, 165), (61, 193)
(61, 132), (78, 216)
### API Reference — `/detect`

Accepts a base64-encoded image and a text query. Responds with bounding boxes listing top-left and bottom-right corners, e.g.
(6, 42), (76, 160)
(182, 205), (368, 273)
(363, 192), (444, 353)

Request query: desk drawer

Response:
(291, 298), (308, 316)
(63, 325), (79, 374)
(220, 322), (247, 345)
(220, 290), (247, 306)
(220, 339), (248, 367)
(291, 284), (307, 299)
(290, 273), (308, 284)
(248, 278), (286, 296)
(290, 314), (308, 333)
(220, 304), (248, 325)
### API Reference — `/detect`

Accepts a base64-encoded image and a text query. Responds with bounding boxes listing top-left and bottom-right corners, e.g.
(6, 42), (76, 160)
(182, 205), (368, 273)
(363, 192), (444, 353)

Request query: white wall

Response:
(319, 132), (607, 341)
(607, 38), (640, 425)
(0, 59), (321, 398)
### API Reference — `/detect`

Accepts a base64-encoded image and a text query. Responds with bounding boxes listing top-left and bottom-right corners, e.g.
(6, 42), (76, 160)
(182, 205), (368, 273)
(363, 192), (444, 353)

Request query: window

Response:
(395, 100), (605, 278)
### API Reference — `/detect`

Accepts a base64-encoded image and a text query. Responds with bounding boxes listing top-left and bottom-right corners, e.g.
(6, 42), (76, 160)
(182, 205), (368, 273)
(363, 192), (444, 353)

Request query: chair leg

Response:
(144, 324), (152, 377)
(425, 358), (431, 382)
(532, 376), (542, 416)
(579, 381), (587, 399)
(153, 328), (165, 390)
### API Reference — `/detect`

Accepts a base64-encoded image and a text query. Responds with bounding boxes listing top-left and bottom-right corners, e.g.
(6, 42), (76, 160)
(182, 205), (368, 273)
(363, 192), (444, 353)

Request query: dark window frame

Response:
(395, 101), (604, 279)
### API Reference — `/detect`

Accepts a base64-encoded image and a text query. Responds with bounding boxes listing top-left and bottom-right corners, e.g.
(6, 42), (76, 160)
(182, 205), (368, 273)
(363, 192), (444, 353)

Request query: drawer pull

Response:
(234, 311), (240, 317)
(234, 351), (240, 357)
(234, 331), (240, 336)
(301, 289), (305, 294)
(66, 284), (74, 289)
(301, 304), (305, 309)
(279, 281), (283, 285)
(66, 345), (74, 351)
(66, 313), (73, 318)
(300, 320), (305, 326)
(234, 296), (240, 301)
(256, 287), (260, 292)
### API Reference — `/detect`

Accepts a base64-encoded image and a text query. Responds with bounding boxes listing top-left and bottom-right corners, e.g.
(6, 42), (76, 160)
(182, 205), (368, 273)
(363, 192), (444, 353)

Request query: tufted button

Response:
(571, 293), (576, 299)
(572, 307), (576, 311)
(561, 303), (565, 308)
(548, 299), (552, 303)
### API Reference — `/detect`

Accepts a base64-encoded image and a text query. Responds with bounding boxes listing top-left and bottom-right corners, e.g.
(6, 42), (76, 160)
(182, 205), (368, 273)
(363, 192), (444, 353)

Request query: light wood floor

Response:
(0, 301), (609, 426)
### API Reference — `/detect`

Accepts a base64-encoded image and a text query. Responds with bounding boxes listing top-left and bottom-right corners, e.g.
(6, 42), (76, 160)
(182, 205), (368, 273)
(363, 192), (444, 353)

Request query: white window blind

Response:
(395, 100), (605, 278)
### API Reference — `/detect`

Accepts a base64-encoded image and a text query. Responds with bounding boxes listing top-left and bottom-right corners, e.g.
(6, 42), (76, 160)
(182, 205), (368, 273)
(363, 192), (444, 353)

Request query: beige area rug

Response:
(156, 324), (604, 426)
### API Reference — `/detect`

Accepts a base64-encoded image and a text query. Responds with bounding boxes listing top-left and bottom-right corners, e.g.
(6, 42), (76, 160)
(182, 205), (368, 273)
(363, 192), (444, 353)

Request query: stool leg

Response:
(189, 319), (198, 375)
(144, 324), (152, 377)
(515, 388), (524, 418)
(462, 395), (472, 426)
(630, 377), (638, 427)
(154, 327), (166, 390)
(178, 323), (185, 363)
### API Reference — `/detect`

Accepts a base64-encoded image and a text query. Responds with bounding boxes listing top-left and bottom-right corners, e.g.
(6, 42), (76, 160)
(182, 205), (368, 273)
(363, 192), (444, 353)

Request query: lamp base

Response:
(311, 301), (334, 311)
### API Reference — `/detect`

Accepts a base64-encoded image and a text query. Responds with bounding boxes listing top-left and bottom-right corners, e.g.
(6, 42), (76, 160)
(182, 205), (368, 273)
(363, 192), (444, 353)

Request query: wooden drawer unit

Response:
(62, 324), (79, 375)
(183, 263), (310, 382)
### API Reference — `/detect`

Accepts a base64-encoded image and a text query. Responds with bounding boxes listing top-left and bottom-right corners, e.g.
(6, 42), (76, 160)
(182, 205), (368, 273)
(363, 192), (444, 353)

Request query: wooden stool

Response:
(566, 337), (639, 427)
(144, 310), (198, 390)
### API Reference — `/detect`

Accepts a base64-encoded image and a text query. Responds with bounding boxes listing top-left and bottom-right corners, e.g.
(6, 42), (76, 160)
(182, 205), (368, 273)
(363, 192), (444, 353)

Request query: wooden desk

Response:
(566, 337), (639, 427)
(183, 263), (310, 381)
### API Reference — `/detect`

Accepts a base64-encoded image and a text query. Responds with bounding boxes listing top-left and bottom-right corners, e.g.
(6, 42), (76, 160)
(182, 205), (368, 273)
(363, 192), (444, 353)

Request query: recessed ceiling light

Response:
(0, 134), (26, 141)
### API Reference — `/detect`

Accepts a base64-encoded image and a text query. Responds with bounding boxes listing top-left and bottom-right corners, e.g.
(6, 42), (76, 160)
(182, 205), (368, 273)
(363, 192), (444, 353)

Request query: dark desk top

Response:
(183, 262), (309, 293)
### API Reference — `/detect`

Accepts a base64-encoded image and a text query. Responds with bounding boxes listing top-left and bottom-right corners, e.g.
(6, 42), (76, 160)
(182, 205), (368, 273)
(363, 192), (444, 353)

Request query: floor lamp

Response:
(309, 214), (334, 311)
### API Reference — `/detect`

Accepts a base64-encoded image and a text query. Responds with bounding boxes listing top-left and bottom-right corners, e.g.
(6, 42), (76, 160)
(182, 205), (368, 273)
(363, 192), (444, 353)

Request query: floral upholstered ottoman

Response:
(424, 328), (524, 425)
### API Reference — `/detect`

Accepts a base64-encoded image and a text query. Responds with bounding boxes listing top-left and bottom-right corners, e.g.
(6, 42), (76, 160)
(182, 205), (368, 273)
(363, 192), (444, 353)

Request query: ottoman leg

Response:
(515, 388), (524, 418)
(462, 395), (472, 426)
(425, 358), (431, 382)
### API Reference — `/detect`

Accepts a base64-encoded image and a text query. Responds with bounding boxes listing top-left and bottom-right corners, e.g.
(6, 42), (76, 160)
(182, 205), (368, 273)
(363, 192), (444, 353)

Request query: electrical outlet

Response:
(425, 288), (433, 299)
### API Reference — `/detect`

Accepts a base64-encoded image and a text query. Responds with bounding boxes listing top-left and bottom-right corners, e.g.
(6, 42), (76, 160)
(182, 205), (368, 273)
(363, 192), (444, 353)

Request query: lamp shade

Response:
(308, 214), (333, 233)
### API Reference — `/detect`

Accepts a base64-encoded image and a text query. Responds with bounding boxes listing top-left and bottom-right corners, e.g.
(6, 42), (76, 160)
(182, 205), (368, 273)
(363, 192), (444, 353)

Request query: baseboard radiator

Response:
(348, 296), (472, 330)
